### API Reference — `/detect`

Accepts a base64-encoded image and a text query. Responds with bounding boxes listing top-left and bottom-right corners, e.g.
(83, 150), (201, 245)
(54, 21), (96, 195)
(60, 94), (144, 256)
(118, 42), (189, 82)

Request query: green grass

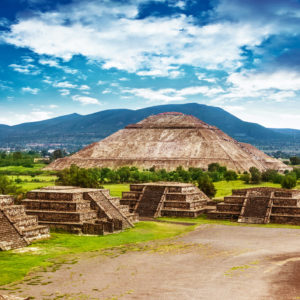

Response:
(214, 180), (283, 199)
(103, 184), (130, 197)
(0, 221), (193, 286)
(0, 164), (46, 173)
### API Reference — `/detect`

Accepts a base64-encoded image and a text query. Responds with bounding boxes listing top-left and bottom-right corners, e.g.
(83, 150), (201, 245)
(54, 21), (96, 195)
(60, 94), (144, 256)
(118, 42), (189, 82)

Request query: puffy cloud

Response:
(22, 87), (39, 94)
(72, 95), (101, 105)
(53, 81), (77, 89)
(1, 0), (274, 77)
(9, 63), (40, 75)
(39, 58), (78, 74)
(123, 85), (224, 102)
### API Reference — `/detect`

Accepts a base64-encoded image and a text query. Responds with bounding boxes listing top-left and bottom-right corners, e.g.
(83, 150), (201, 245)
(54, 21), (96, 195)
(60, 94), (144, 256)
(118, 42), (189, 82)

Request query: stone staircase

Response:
(0, 195), (50, 251)
(136, 186), (166, 217)
(207, 187), (300, 225)
(121, 182), (210, 218)
(22, 187), (138, 235)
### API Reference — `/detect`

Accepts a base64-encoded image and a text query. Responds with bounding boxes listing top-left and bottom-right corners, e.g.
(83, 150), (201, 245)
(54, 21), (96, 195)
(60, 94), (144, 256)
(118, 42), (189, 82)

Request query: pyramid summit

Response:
(46, 113), (290, 172)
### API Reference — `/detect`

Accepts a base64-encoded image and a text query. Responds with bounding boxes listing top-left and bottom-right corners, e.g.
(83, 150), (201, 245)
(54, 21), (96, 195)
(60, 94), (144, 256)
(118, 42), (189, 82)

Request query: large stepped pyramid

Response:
(0, 195), (50, 251)
(207, 187), (300, 225)
(121, 182), (210, 218)
(22, 186), (138, 235)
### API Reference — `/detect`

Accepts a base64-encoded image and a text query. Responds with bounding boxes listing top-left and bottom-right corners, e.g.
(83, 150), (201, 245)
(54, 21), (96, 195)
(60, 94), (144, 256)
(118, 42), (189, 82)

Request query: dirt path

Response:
(3, 224), (300, 300)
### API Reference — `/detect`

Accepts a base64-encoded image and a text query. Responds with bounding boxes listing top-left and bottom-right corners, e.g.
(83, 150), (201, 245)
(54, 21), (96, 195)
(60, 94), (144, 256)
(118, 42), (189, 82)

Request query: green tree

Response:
(198, 175), (216, 198)
(249, 167), (262, 184)
(290, 156), (300, 165)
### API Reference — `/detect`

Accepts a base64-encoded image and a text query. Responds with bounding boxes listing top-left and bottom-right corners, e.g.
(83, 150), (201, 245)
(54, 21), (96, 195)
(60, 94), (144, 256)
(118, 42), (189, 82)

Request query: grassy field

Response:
(7, 175), (57, 193)
(0, 164), (47, 174)
(0, 221), (193, 286)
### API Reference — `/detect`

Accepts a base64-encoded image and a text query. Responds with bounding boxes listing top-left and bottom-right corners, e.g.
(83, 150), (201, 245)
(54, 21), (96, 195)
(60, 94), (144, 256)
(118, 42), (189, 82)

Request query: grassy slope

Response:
(0, 222), (193, 286)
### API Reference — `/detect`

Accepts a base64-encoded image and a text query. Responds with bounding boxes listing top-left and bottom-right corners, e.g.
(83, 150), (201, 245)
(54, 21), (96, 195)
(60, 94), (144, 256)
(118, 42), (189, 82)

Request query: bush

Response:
(241, 173), (250, 184)
(224, 170), (238, 181)
(249, 167), (262, 184)
(281, 175), (297, 189)
(198, 175), (216, 198)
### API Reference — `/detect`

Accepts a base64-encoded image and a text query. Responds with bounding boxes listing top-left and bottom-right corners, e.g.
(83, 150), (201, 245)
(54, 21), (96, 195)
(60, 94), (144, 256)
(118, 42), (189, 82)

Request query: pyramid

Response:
(207, 187), (300, 225)
(46, 112), (290, 172)
(22, 186), (138, 235)
(120, 182), (210, 218)
(0, 195), (49, 251)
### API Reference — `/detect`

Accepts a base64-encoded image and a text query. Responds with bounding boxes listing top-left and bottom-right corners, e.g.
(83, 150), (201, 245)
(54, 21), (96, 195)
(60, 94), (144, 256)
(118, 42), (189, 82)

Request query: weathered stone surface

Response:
(0, 195), (49, 251)
(22, 186), (138, 235)
(208, 187), (300, 225)
(45, 112), (291, 172)
(121, 182), (210, 218)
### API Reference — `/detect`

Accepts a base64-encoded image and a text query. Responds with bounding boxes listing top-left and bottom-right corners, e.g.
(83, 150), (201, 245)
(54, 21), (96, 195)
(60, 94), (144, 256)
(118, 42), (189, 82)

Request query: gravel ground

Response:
(3, 224), (300, 300)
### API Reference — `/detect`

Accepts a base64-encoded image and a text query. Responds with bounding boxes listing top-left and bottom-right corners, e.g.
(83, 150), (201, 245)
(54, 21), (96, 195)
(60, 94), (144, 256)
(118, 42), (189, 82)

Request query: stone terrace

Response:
(207, 187), (300, 225)
(0, 195), (49, 251)
(22, 186), (138, 235)
(120, 182), (210, 218)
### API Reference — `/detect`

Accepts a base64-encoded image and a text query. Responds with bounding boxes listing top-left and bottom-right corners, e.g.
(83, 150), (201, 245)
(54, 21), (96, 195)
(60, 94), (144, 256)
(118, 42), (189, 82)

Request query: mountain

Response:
(0, 103), (298, 152)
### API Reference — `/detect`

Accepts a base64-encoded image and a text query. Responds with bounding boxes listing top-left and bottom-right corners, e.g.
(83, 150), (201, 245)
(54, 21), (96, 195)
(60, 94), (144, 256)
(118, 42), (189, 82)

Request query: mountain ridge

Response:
(0, 103), (298, 152)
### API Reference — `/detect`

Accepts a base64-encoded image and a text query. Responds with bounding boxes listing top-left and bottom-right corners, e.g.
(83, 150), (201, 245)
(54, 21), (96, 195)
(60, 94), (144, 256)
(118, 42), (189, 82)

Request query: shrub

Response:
(281, 175), (297, 189)
(197, 175), (216, 198)
(249, 167), (262, 184)
(224, 170), (238, 181)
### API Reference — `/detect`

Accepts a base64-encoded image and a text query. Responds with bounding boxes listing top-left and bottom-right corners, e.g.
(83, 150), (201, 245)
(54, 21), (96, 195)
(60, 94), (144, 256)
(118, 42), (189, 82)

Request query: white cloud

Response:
(9, 63), (40, 75)
(72, 95), (101, 105)
(78, 84), (90, 90)
(59, 89), (70, 96)
(119, 77), (129, 81)
(123, 85), (224, 103)
(97, 80), (106, 85)
(49, 104), (58, 109)
(39, 58), (78, 74)
(0, 110), (54, 125)
(22, 87), (39, 94)
(53, 81), (77, 89)
(2, 1), (274, 78)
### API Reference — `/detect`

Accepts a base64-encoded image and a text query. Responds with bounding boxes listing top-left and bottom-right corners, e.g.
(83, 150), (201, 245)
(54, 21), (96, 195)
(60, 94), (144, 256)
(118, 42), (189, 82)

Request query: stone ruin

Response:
(0, 195), (49, 251)
(22, 186), (138, 235)
(208, 187), (300, 225)
(120, 182), (210, 218)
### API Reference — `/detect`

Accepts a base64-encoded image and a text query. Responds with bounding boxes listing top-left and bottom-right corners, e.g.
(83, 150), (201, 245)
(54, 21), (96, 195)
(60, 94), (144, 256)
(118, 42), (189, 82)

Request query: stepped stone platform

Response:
(22, 186), (138, 235)
(207, 187), (300, 225)
(0, 195), (50, 251)
(120, 182), (210, 218)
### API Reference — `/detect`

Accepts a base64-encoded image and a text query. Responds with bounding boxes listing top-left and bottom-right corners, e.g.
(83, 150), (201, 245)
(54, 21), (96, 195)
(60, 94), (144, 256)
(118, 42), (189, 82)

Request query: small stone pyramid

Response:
(22, 186), (138, 234)
(0, 195), (49, 251)
(121, 182), (210, 218)
(207, 187), (300, 225)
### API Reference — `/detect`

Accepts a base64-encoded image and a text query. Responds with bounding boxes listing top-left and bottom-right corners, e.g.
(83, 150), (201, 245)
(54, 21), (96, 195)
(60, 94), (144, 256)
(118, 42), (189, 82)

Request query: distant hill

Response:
(0, 103), (298, 152)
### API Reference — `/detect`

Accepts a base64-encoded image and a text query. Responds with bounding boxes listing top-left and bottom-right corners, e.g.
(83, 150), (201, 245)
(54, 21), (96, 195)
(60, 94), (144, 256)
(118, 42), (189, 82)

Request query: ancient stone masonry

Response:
(45, 112), (291, 172)
(0, 195), (49, 251)
(120, 182), (210, 218)
(22, 186), (138, 235)
(207, 187), (300, 225)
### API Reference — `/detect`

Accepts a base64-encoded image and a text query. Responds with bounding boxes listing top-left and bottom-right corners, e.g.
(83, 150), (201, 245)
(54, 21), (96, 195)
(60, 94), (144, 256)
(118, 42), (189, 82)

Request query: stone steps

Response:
(26, 209), (97, 222)
(22, 199), (91, 212)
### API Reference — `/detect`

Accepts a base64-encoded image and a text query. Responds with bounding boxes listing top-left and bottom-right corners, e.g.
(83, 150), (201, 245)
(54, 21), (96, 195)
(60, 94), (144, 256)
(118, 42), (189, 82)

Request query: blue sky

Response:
(0, 0), (299, 129)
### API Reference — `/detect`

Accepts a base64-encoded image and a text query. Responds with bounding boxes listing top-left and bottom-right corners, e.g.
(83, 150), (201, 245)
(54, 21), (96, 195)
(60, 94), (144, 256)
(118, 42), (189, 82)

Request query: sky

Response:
(0, 0), (300, 129)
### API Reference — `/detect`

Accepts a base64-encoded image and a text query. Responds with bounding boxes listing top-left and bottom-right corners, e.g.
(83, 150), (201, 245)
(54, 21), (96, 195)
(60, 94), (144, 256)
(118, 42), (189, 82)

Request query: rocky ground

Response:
(2, 224), (300, 300)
